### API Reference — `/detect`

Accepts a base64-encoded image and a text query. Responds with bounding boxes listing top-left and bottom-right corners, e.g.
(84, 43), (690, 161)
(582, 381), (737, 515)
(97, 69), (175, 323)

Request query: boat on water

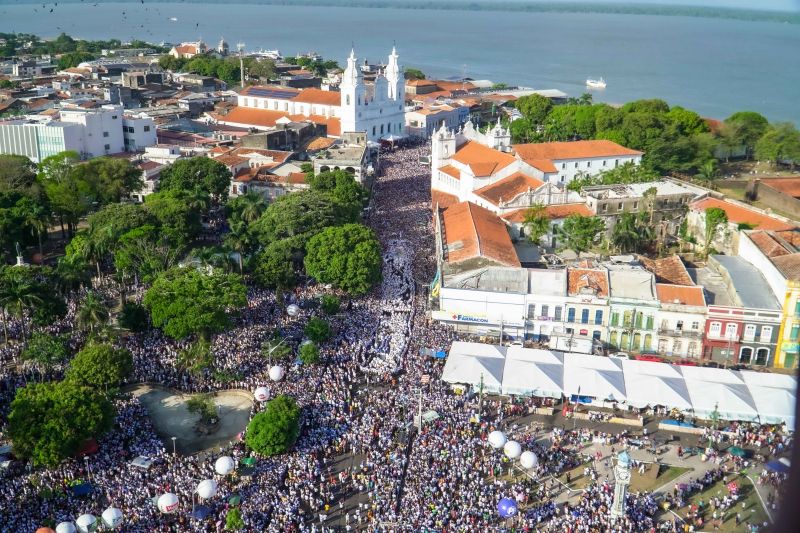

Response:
(169, 17), (178, 22)
(586, 77), (606, 89)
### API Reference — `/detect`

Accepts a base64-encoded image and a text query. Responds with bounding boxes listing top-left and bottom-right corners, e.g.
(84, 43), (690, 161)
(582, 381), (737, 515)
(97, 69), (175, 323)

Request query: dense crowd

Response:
(0, 143), (793, 532)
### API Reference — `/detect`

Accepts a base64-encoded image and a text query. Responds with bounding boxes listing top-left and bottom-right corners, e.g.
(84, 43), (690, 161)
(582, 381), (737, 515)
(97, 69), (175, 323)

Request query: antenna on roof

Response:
(238, 42), (246, 89)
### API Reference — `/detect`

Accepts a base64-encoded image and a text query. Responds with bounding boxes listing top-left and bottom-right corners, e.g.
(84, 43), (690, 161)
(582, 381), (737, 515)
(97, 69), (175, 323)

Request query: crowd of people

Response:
(0, 142), (793, 532)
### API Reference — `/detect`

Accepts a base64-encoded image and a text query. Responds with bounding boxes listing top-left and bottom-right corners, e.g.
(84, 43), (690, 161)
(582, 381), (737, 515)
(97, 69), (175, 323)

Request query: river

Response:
(2, 2), (799, 123)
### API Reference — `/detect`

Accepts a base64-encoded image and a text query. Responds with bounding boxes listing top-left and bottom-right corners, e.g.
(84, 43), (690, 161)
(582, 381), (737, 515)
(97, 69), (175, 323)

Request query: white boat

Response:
(586, 77), (607, 89)
(169, 17), (178, 22)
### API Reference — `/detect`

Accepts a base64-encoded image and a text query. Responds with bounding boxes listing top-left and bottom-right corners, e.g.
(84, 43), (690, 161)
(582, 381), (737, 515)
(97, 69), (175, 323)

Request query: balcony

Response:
(706, 333), (740, 342)
(657, 328), (703, 339)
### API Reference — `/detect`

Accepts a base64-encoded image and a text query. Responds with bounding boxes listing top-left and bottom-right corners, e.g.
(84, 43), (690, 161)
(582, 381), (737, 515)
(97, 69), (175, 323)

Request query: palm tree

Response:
(0, 275), (43, 343)
(76, 292), (110, 335)
(237, 192), (267, 224)
(23, 202), (50, 259)
(224, 221), (252, 273)
(54, 257), (91, 296)
(611, 213), (643, 253)
(696, 160), (720, 182)
(185, 187), (211, 213)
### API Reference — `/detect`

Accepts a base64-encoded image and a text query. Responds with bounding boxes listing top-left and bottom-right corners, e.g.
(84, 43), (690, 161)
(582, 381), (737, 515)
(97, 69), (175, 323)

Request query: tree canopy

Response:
(304, 317), (332, 343)
(7, 381), (115, 467)
(304, 223), (382, 295)
(143, 267), (247, 340)
(755, 123), (800, 168)
(253, 239), (298, 290)
(158, 157), (232, 200)
(65, 343), (133, 389)
(245, 394), (301, 456)
(557, 215), (605, 252)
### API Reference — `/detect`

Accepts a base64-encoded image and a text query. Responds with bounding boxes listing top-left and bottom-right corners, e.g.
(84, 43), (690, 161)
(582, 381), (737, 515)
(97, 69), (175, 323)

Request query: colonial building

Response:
(654, 283), (706, 358)
(210, 47), (405, 142)
(606, 265), (659, 353)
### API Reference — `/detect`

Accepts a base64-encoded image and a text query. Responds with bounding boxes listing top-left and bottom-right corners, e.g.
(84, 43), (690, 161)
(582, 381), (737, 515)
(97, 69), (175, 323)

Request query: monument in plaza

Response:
(610, 450), (632, 519)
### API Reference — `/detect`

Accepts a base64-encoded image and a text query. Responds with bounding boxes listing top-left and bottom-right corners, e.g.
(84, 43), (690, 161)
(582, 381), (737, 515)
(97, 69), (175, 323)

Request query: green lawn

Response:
(667, 474), (770, 532)
(630, 464), (692, 493)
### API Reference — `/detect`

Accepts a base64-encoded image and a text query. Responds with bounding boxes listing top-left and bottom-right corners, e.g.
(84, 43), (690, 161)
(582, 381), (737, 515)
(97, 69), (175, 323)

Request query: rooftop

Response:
(441, 201), (520, 268)
(528, 268), (568, 297)
(314, 144), (366, 163)
(583, 180), (694, 199)
(567, 268), (609, 298)
(655, 283), (706, 307)
(450, 140), (516, 177)
(760, 178), (800, 199)
(513, 140), (642, 162)
(639, 255), (695, 286)
(444, 266), (528, 293)
(710, 255), (781, 310)
(607, 267), (657, 301)
(474, 172), (544, 206)
(691, 197), (795, 231)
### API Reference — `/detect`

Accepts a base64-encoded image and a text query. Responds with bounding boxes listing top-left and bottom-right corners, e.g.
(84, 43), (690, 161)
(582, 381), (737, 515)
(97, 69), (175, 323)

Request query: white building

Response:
(122, 112), (157, 152)
(59, 104), (126, 157)
(405, 103), (469, 139)
(0, 119), (83, 162)
(216, 47), (405, 142)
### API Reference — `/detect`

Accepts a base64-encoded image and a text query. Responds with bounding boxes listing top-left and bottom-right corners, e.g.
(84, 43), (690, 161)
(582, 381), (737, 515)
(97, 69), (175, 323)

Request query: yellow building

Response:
(776, 280), (800, 369)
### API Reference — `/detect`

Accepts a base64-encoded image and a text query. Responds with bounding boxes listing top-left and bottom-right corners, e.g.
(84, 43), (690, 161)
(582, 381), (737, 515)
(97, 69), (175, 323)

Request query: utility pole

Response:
(237, 42), (246, 88)
(417, 388), (422, 432)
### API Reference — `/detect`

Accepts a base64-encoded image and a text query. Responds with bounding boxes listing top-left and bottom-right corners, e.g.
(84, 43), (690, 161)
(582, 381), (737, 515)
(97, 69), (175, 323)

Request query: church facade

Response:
(227, 47), (405, 141)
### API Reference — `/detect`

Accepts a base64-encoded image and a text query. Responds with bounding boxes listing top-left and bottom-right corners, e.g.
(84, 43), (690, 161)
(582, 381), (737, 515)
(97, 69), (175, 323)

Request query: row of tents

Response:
(441, 342), (797, 427)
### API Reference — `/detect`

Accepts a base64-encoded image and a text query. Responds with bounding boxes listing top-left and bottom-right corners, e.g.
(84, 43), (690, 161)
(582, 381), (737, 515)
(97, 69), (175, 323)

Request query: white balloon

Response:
(519, 451), (539, 470)
(157, 493), (180, 514)
(101, 507), (123, 529)
(503, 440), (522, 460)
(215, 455), (235, 475)
(286, 304), (300, 316)
(253, 386), (269, 402)
(56, 523), (77, 533)
(75, 514), (97, 533)
(268, 365), (285, 381)
(196, 479), (218, 499)
(487, 430), (507, 449)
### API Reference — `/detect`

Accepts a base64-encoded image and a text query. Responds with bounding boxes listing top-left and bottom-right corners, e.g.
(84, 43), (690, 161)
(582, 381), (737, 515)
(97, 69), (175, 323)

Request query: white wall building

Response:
(0, 120), (83, 162)
(122, 113), (157, 152)
(59, 104), (126, 157)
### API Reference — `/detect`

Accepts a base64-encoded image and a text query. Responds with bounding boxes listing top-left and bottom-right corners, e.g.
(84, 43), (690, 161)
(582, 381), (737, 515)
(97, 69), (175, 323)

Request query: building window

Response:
(527, 304), (536, 319)
(617, 202), (623, 211)
(633, 202), (639, 210)
(580, 309), (589, 324)
(594, 310), (602, 325)
(635, 313), (643, 329)
(554, 306), (562, 321)
(709, 321), (722, 337)
(755, 348), (769, 365)
(602, 160), (607, 167)
(645, 316), (654, 330)
(791, 324), (800, 341)
(592, 330), (601, 340)
(587, 161), (591, 168)
(574, 162), (579, 169)
(725, 323), (738, 339)
(676, 320), (684, 331)
(541, 304), (549, 318)
(760, 326), (773, 341)
(743, 324), (756, 341)
(739, 347), (753, 364)
(567, 308), (575, 323)
(104, 144), (110, 150)
(144, 125), (150, 132)
(691, 321), (699, 330)
(103, 131), (109, 137)
(615, 159), (619, 167)
(623, 310), (633, 327)
(111, 115), (117, 119)
(561, 163), (566, 170)
(610, 312), (619, 326)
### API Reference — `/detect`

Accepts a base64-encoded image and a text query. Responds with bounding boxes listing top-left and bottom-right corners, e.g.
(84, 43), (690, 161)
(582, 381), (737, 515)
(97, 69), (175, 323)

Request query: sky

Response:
(547, 0), (800, 12)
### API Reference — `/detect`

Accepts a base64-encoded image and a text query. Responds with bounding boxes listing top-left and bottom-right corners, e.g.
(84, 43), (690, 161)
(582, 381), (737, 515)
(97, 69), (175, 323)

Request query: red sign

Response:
(579, 329), (588, 336)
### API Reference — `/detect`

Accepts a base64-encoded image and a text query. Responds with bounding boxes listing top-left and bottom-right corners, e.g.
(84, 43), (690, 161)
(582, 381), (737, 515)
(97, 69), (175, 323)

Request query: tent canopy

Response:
(746, 385), (796, 426)
(441, 353), (504, 393)
(563, 353), (626, 402)
(685, 380), (759, 421)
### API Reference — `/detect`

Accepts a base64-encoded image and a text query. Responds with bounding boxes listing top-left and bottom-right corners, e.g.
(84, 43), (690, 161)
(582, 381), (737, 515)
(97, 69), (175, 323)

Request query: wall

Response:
(754, 181), (800, 220)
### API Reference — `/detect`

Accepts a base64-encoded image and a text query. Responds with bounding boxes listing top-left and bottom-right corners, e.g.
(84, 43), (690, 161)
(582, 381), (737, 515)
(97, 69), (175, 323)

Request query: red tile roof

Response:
(432, 189), (460, 211)
(230, 147), (293, 163)
(639, 255), (695, 286)
(513, 140), (642, 161)
(761, 178), (800, 199)
(291, 88), (341, 106)
(441, 202), (520, 267)
(438, 165), (461, 180)
(542, 204), (593, 219)
(306, 137), (337, 151)
(567, 268), (609, 297)
(748, 231), (792, 259)
(451, 141), (516, 177)
(656, 283), (706, 306)
(691, 197), (795, 231)
(474, 172), (544, 206)
(215, 106), (341, 136)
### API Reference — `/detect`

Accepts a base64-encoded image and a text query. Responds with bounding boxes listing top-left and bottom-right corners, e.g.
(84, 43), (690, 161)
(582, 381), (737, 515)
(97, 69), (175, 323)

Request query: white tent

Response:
(442, 352), (505, 393)
(680, 365), (744, 385)
(621, 359), (692, 410)
(685, 380), (759, 421)
(449, 341), (506, 359)
(739, 370), (797, 391)
(502, 348), (564, 398)
(746, 385), (796, 427)
(562, 353), (626, 402)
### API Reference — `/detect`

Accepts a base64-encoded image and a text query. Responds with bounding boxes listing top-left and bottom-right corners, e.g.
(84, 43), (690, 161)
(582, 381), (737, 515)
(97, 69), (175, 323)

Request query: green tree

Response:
(0, 267), (42, 342)
(515, 94), (552, 125)
(704, 207), (728, 257)
(227, 191), (267, 224)
(225, 507), (245, 531)
(304, 224), (382, 295)
(7, 381), (115, 467)
(177, 339), (214, 376)
(21, 332), (70, 374)
(245, 394), (300, 456)
(114, 225), (181, 283)
(75, 292), (110, 335)
(54, 256), (91, 296)
(522, 204), (550, 245)
(186, 393), (217, 424)
(299, 342), (320, 365)
(755, 123), (800, 169)
(245, 57), (276, 80)
(404, 68), (425, 80)
(0, 154), (38, 196)
(72, 157), (144, 204)
(224, 220), (254, 273)
(695, 159), (720, 182)
(305, 317), (331, 343)
(611, 213), (651, 253)
(118, 301), (149, 332)
(144, 190), (203, 246)
(557, 215), (605, 252)
(86, 202), (155, 253)
(253, 240), (298, 290)
(158, 157), (232, 200)
(261, 336), (292, 361)
(38, 151), (88, 236)
(57, 51), (96, 69)
(65, 342), (132, 389)
(666, 106), (709, 136)
(320, 294), (340, 315)
(724, 111), (769, 159)
(143, 267), (247, 340)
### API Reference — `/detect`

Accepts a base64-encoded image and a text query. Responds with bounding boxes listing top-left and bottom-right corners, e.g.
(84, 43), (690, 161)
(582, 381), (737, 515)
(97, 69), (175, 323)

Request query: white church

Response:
(219, 47), (406, 141)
